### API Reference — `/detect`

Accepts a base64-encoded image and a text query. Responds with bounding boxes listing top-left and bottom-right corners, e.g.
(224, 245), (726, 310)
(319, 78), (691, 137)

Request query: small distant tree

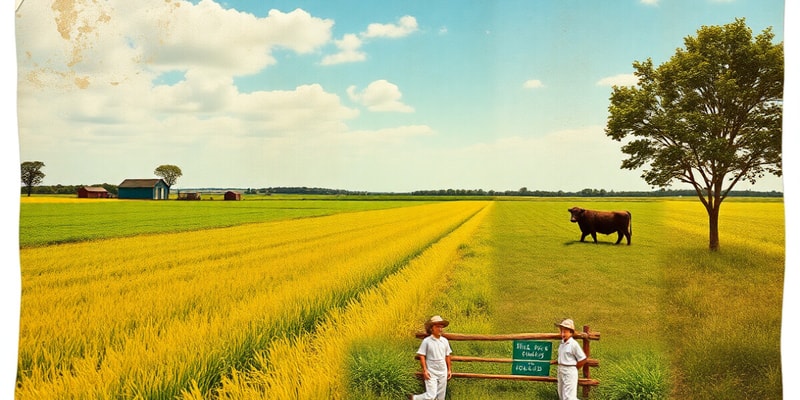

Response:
(154, 164), (183, 187)
(21, 161), (46, 197)
(606, 19), (782, 251)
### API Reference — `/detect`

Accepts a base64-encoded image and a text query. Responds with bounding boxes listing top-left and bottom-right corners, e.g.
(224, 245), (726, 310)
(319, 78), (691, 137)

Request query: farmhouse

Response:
(117, 179), (170, 200)
(77, 186), (110, 198)
(224, 191), (242, 201)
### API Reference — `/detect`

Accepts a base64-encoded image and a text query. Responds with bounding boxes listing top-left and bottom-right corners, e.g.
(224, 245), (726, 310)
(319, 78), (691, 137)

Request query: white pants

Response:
(557, 365), (579, 400)
(413, 360), (448, 400)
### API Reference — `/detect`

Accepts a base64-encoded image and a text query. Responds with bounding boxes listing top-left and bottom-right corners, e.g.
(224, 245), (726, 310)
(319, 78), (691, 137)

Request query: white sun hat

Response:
(425, 315), (450, 328)
(555, 318), (575, 331)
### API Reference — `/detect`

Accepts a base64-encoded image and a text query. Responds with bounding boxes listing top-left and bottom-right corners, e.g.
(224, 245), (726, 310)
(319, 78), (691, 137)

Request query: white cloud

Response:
(321, 33), (366, 65)
(640, 0), (659, 5)
(14, 1), (432, 191)
(347, 80), (414, 112)
(362, 15), (418, 39)
(15, 0), (334, 82)
(523, 79), (544, 89)
(15, 0), (361, 174)
(596, 73), (639, 87)
(231, 84), (359, 136)
(321, 15), (419, 65)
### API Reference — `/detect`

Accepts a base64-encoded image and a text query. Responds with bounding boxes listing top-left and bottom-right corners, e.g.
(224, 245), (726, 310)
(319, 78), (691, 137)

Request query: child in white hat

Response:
(410, 315), (453, 400)
(551, 318), (587, 400)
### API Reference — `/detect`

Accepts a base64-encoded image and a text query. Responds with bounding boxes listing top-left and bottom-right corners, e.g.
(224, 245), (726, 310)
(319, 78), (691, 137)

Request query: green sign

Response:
(512, 340), (552, 361)
(512, 360), (551, 376)
(511, 340), (552, 377)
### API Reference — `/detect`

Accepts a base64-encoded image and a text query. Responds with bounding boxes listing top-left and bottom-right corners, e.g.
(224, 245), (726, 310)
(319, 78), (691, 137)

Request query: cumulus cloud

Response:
(231, 84), (360, 136)
(347, 80), (414, 112)
(14, 1), (425, 189)
(141, 4), (333, 76)
(362, 15), (418, 39)
(321, 15), (418, 65)
(321, 34), (366, 65)
(596, 73), (639, 87)
(16, 0), (359, 161)
(16, 0), (334, 82)
(523, 79), (544, 89)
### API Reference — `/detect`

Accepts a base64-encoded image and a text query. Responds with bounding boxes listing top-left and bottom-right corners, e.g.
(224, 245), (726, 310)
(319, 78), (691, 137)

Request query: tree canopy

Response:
(21, 161), (46, 197)
(154, 164), (183, 187)
(605, 18), (783, 250)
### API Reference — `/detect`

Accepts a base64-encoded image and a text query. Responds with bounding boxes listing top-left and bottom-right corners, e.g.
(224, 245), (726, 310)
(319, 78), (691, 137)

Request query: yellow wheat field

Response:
(20, 196), (110, 204)
(662, 200), (785, 256)
(17, 201), (490, 399)
(206, 202), (493, 400)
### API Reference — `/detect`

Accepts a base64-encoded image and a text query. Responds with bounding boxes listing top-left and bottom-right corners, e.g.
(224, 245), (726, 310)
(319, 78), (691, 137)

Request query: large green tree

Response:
(20, 161), (46, 197)
(606, 18), (783, 251)
(154, 164), (183, 187)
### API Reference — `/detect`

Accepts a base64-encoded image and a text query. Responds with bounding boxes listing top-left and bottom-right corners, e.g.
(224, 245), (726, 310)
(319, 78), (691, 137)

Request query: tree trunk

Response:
(708, 203), (720, 251)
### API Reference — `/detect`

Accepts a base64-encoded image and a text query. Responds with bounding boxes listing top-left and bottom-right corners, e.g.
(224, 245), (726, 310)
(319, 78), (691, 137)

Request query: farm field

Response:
(18, 195), (433, 247)
(16, 196), (784, 399)
(430, 198), (784, 399)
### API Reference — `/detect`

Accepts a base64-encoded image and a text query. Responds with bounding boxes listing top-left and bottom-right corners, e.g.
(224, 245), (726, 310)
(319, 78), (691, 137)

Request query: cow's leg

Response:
(591, 232), (598, 243)
(580, 232), (588, 242)
(615, 231), (623, 244)
(625, 231), (631, 245)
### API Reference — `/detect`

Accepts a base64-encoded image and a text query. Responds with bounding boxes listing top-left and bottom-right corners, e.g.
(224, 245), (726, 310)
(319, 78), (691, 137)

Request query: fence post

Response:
(582, 325), (591, 399)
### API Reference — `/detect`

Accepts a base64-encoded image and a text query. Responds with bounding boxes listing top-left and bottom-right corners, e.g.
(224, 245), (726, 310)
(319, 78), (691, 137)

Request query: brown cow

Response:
(567, 207), (632, 245)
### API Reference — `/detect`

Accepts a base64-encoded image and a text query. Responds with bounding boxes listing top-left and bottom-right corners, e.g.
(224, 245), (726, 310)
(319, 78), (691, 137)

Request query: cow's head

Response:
(568, 207), (584, 223)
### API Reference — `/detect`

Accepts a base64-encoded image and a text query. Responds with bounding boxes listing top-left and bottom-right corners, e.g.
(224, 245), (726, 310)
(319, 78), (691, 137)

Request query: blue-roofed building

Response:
(117, 179), (170, 200)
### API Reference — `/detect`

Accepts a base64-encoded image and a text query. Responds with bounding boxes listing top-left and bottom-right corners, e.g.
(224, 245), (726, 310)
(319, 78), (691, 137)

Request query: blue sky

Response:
(10, 0), (788, 193)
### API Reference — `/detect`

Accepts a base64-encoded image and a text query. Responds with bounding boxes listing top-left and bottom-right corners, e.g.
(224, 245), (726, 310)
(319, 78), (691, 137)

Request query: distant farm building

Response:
(117, 179), (169, 200)
(77, 186), (110, 198)
(224, 191), (242, 201)
(177, 192), (202, 200)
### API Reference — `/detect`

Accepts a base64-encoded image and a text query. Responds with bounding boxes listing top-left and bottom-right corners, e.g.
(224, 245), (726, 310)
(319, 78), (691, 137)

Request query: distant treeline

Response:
(23, 185), (783, 198)
(263, 186), (783, 198)
(23, 183), (119, 195)
(410, 188), (784, 197)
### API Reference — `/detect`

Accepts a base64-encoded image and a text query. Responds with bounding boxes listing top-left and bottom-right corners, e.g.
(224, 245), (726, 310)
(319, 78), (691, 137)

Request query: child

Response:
(551, 318), (587, 400)
(410, 315), (453, 400)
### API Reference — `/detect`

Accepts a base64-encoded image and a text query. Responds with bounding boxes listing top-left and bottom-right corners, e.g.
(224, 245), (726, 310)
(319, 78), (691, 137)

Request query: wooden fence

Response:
(414, 325), (600, 398)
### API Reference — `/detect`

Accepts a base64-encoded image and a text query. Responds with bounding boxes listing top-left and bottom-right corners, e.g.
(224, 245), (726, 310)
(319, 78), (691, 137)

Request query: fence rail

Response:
(414, 325), (600, 398)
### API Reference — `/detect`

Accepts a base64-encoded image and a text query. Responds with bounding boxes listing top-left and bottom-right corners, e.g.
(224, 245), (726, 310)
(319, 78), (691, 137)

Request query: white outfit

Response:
(412, 335), (452, 400)
(556, 337), (587, 400)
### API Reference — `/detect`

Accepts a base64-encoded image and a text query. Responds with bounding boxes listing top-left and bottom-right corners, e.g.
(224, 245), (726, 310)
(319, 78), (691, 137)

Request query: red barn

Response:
(224, 191), (242, 201)
(77, 186), (110, 198)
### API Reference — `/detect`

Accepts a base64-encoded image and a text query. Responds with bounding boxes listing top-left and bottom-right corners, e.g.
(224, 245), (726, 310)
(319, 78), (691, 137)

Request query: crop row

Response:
(17, 201), (489, 399)
(18, 196), (426, 247)
(203, 202), (494, 399)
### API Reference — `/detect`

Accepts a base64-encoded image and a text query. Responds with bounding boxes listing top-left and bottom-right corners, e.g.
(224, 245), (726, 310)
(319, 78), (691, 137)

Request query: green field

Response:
(17, 195), (784, 399)
(428, 197), (784, 399)
(18, 196), (432, 247)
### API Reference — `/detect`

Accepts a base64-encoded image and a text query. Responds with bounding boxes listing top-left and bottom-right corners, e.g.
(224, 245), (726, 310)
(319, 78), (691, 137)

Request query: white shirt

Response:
(557, 337), (587, 366)
(417, 335), (452, 363)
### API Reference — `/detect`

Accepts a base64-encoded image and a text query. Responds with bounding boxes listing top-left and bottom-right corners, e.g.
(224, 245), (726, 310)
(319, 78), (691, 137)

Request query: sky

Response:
(11, 0), (788, 193)
(1, 1), (799, 397)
